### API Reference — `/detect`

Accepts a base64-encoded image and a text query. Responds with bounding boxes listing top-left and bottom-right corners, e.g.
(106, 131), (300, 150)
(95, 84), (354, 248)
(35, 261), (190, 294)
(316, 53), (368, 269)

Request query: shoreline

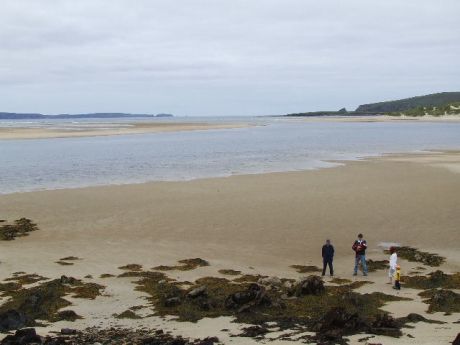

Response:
(281, 114), (460, 122)
(0, 121), (251, 140)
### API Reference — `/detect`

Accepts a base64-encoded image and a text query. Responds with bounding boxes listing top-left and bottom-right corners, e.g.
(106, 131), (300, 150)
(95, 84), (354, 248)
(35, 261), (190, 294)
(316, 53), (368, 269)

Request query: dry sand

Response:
(0, 121), (250, 140)
(1, 151), (459, 344)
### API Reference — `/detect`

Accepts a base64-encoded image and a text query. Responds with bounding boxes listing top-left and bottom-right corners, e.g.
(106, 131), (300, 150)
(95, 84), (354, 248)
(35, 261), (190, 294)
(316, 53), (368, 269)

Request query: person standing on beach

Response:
(388, 247), (398, 284)
(321, 239), (334, 276)
(352, 233), (368, 276)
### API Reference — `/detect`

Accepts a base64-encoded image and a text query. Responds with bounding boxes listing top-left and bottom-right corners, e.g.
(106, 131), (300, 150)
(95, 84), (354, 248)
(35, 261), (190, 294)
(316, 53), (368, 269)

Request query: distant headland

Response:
(0, 112), (173, 120)
(286, 92), (460, 117)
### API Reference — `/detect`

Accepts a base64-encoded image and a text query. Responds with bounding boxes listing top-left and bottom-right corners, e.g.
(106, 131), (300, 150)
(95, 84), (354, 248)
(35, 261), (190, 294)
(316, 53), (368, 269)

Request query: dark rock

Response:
(164, 297), (181, 307)
(60, 328), (77, 335)
(59, 275), (77, 285)
(224, 284), (270, 310)
(1, 328), (42, 344)
(453, 333), (460, 345)
(295, 276), (325, 296)
(0, 310), (28, 332)
(187, 285), (207, 298)
(56, 310), (80, 321)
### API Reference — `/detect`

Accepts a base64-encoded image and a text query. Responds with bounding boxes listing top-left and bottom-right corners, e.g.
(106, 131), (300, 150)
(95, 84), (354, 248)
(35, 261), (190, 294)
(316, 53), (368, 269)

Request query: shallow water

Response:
(1, 117), (460, 194)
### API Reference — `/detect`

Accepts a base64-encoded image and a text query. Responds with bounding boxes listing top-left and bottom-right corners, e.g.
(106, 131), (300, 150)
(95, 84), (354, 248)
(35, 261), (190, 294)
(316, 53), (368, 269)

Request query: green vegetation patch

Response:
(290, 265), (321, 273)
(387, 246), (445, 267)
(0, 218), (39, 241)
(419, 289), (460, 314)
(153, 258), (210, 271)
(402, 270), (460, 289)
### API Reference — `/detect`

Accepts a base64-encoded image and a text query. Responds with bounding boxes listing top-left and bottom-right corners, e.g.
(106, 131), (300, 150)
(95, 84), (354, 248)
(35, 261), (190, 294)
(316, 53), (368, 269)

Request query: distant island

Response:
(286, 92), (460, 117)
(0, 112), (173, 120)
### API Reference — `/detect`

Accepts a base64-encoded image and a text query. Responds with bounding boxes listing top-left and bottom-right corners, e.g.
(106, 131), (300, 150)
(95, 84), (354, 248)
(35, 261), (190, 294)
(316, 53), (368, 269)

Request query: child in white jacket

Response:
(388, 247), (398, 284)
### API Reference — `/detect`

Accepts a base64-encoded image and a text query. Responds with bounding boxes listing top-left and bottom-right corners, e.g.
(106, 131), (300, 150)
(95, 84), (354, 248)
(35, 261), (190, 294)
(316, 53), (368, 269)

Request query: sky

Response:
(0, 1), (459, 116)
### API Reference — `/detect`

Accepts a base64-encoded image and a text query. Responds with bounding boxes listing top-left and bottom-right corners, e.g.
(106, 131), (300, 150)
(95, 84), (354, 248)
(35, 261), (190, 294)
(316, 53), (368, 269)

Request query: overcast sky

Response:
(0, 1), (459, 116)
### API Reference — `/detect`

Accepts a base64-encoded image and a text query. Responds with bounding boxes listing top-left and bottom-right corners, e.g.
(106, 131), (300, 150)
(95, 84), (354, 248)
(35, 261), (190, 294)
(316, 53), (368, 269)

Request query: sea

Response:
(1, 116), (460, 195)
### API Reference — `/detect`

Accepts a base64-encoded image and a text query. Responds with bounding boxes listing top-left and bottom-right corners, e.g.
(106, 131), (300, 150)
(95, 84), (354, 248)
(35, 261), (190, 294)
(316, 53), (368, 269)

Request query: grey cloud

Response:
(0, 0), (458, 115)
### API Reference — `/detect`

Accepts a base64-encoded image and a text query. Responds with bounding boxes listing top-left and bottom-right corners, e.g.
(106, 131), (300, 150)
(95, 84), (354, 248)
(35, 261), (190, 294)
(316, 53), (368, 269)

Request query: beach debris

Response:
(290, 265), (321, 273)
(419, 289), (460, 314)
(218, 269), (241, 276)
(153, 258), (209, 271)
(386, 246), (445, 267)
(0, 218), (39, 241)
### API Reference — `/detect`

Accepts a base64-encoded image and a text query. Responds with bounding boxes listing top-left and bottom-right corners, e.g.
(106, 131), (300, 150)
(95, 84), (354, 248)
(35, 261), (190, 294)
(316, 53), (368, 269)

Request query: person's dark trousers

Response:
(322, 258), (333, 276)
(394, 280), (401, 290)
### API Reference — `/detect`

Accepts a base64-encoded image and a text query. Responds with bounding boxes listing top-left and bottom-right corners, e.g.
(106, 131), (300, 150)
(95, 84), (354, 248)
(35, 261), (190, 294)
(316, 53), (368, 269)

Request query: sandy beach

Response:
(0, 121), (250, 140)
(1, 151), (459, 344)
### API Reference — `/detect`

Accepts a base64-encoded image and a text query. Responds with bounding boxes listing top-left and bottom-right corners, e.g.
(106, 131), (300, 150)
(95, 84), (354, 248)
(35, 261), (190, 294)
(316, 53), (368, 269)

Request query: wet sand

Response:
(0, 151), (459, 344)
(0, 121), (250, 140)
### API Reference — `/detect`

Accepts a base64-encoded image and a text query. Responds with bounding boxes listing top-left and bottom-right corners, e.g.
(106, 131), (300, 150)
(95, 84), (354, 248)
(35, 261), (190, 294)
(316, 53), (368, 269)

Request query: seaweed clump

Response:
(153, 258), (209, 271)
(118, 264), (143, 271)
(0, 275), (104, 331)
(402, 270), (460, 289)
(122, 267), (409, 343)
(419, 289), (460, 314)
(390, 246), (445, 267)
(0, 218), (39, 241)
(218, 269), (241, 276)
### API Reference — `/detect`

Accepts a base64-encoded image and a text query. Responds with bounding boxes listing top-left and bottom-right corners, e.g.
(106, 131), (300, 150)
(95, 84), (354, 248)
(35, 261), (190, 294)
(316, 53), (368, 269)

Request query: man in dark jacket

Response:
(352, 233), (368, 276)
(322, 239), (334, 276)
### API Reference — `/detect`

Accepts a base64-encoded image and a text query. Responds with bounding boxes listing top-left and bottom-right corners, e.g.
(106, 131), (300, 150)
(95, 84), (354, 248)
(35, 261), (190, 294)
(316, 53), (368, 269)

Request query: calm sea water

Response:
(1, 117), (460, 194)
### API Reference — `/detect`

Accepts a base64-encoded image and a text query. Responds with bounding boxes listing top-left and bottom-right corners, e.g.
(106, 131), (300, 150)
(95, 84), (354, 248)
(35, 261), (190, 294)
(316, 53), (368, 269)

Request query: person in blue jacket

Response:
(322, 239), (335, 276)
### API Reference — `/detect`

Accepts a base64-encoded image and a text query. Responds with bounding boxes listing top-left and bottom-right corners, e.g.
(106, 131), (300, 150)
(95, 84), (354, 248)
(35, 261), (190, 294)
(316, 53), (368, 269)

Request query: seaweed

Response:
(402, 270), (460, 289)
(153, 258), (209, 272)
(100, 274), (116, 278)
(329, 278), (352, 285)
(218, 269), (241, 276)
(4, 274), (48, 286)
(365, 260), (388, 272)
(59, 256), (80, 261)
(290, 265), (321, 273)
(0, 275), (104, 331)
(0, 218), (39, 241)
(419, 289), (460, 314)
(123, 267), (409, 344)
(387, 246), (445, 267)
(118, 264), (143, 271)
(55, 261), (74, 266)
